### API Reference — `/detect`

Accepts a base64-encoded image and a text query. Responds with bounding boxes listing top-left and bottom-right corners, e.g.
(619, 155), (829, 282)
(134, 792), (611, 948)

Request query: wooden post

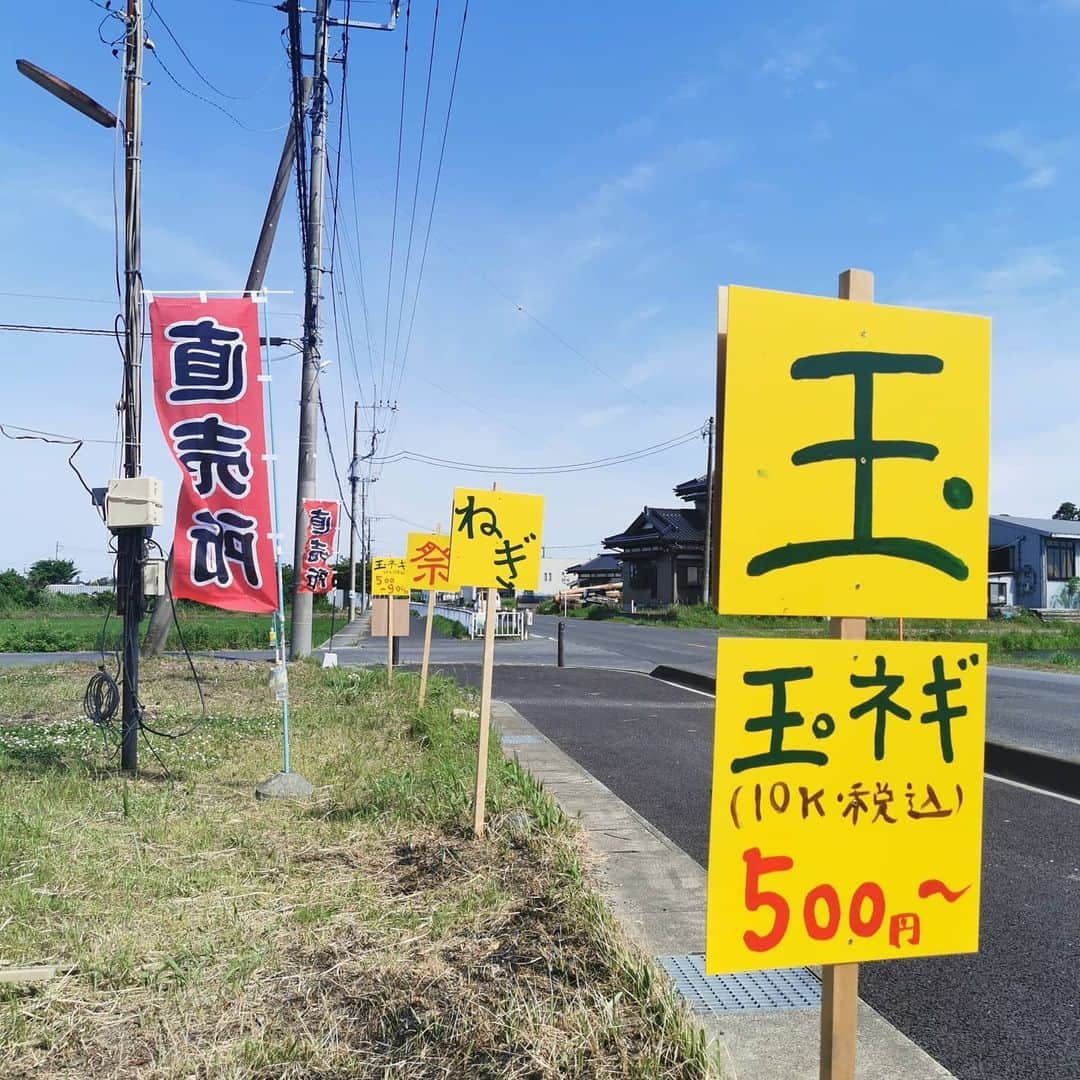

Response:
(386, 595), (393, 686)
(472, 484), (499, 839)
(418, 522), (441, 707)
(820, 267), (873, 1080)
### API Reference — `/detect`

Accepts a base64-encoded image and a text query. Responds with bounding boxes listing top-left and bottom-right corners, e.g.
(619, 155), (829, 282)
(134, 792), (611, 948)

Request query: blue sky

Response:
(2, 0), (1080, 578)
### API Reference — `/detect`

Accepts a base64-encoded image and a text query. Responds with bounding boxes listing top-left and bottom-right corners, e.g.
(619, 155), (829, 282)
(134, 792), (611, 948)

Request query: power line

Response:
(372, 425), (705, 475)
(379, 0), (411, 400)
(389, 0), (440, 379)
(395, 0), (468, 398)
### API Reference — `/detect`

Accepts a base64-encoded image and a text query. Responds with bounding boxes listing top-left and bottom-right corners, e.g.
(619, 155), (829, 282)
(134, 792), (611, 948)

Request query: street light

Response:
(15, 59), (117, 129)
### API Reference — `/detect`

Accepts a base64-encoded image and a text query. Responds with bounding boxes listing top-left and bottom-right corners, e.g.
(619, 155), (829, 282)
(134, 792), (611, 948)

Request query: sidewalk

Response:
(317, 610), (371, 649)
(493, 698), (954, 1080)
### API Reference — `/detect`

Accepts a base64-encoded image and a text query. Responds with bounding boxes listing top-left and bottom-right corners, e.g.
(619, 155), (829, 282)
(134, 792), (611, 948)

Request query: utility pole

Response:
(118, 0), (145, 773)
(702, 415), (715, 604)
(348, 401), (360, 621)
(288, 0), (331, 659)
(359, 476), (376, 612)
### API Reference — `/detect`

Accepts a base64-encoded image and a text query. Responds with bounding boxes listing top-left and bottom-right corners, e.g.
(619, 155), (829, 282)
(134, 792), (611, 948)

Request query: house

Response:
(988, 515), (1080, 610)
(603, 477), (706, 607)
(567, 553), (621, 588)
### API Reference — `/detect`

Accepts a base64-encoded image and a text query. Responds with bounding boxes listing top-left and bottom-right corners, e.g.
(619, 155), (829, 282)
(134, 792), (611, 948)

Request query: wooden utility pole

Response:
(820, 266), (874, 1080)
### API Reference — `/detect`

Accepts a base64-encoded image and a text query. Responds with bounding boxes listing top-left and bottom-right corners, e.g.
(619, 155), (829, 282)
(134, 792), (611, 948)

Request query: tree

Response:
(1053, 502), (1080, 521)
(0, 569), (31, 607)
(27, 558), (78, 590)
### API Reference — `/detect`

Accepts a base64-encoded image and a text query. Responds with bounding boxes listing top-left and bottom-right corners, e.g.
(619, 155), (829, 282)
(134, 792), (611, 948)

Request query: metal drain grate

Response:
(501, 734), (539, 745)
(657, 954), (820, 1014)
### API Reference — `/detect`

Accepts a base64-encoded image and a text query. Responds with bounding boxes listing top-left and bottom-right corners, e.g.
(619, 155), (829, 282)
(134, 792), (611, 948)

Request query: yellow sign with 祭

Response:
(405, 532), (455, 591)
(718, 286), (990, 618)
(370, 556), (409, 597)
(706, 638), (985, 974)
(449, 489), (544, 590)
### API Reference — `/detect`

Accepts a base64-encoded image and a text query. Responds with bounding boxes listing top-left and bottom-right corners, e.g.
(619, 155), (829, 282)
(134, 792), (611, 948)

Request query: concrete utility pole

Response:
(288, 0), (331, 659)
(702, 415), (715, 603)
(347, 401), (360, 621)
(143, 75), (312, 658)
(359, 477), (376, 612)
(117, 0), (145, 773)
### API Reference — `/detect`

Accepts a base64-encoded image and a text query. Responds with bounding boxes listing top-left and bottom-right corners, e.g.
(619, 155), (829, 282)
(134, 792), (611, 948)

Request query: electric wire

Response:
(371, 425), (706, 475)
(379, 0), (411, 398)
(0, 425), (104, 516)
(395, 0), (468, 399)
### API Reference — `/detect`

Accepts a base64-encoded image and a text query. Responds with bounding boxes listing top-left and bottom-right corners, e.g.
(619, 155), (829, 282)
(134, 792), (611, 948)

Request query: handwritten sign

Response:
(449, 489), (544, 591)
(405, 532), (454, 590)
(297, 499), (339, 594)
(706, 638), (985, 974)
(717, 286), (990, 618)
(370, 557), (409, 597)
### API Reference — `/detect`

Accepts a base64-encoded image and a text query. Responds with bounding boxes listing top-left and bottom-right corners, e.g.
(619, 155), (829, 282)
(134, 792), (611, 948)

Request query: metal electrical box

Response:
(105, 477), (163, 529)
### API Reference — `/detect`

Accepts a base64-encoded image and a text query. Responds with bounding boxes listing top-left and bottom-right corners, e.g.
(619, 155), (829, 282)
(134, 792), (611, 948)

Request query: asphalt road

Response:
(432, 663), (1080, 1080)
(2, 614), (1078, 761)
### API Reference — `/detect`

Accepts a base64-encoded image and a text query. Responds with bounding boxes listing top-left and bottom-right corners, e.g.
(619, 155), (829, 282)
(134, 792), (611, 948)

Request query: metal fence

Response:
(409, 602), (528, 640)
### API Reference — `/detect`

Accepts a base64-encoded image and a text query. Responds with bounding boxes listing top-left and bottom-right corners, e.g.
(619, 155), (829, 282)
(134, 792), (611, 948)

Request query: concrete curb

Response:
(650, 665), (1080, 799)
(493, 698), (955, 1080)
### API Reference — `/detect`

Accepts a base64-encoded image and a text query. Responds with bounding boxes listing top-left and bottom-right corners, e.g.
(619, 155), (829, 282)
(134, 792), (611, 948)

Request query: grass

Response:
(431, 613), (470, 639)
(0, 610), (337, 653)
(0, 659), (714, 1078)
(556, 603), (1080, 669)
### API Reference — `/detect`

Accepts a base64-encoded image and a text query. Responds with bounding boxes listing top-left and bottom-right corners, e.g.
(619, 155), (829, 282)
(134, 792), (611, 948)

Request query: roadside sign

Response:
(370, 556), (409, 597)
(706, 637), (986, 974)
(449, 488), (544, 591)
(405, 531), (454, 591)
(717, 285), (990, 618)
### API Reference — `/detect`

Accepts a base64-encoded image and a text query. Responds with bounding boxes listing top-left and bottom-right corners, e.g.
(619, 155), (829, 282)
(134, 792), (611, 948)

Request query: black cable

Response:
(389, 0), (440, 374)
(318, 397), (357, 530)
(0, 425), (105, 519)
(396, 0), (468, 397)
(380, 0), (411, 396)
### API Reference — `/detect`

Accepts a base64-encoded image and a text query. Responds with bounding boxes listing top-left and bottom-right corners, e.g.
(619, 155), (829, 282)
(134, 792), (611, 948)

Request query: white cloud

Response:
(760, 24), (849, 89)
(983, 129), (1065, 189)
(977, 249), (1065, 292)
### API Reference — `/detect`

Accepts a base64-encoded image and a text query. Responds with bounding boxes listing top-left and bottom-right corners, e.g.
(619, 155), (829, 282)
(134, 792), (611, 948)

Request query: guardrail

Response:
(409, 602), (528, 640)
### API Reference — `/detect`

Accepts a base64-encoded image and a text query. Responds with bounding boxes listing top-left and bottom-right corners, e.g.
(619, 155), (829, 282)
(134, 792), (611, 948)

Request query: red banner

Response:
(150, 296), (277, 613)
(297, 499), (339, 594)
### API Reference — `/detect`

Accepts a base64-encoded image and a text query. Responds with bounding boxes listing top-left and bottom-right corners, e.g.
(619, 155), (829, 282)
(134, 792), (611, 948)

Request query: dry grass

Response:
(0, 659), (715, 1079)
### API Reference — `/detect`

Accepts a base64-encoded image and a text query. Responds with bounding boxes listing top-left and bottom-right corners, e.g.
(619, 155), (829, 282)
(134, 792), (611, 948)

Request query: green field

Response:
(0, 609), (340, 653)
(0, 660), (711, 1078)
(549, 603), (1080, 669)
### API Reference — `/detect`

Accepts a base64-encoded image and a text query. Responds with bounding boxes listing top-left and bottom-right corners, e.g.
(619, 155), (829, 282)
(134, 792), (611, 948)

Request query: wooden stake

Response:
(386, 594), (393, 686)
(472, 484), (500, 839)
(418, 522), (441, 708)
(820, 267), (874, 1080)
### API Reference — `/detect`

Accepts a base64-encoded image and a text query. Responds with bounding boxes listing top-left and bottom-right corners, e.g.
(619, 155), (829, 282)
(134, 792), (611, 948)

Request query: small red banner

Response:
(297, 499), (339, 594)
(150, 296), (277, 613)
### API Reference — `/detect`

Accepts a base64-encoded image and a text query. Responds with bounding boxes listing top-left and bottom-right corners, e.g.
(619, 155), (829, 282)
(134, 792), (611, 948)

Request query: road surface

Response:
(433, 663), (1079, 1080)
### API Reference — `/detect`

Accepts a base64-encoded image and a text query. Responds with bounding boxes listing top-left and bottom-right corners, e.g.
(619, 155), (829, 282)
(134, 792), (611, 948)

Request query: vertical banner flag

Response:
(297, 499), (339, 594)
(150, 296), (277, 613)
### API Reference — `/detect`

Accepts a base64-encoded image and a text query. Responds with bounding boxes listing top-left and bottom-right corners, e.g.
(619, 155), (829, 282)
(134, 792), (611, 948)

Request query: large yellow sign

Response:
(449, 489), (544, 591)
(718, 286), (990, 618)
(706, 638), (985, 975)
(405, 532), (455, 591)
(370, 556), (409, 597)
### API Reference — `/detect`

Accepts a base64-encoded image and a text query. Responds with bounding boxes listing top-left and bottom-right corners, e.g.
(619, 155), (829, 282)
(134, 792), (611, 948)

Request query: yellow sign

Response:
(405, 532), (455, 591)
(370, 556), (409, 597)
(706, 638), (985, 975)
(718, 286), (990, 618)
(449, 488), (544, 590)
